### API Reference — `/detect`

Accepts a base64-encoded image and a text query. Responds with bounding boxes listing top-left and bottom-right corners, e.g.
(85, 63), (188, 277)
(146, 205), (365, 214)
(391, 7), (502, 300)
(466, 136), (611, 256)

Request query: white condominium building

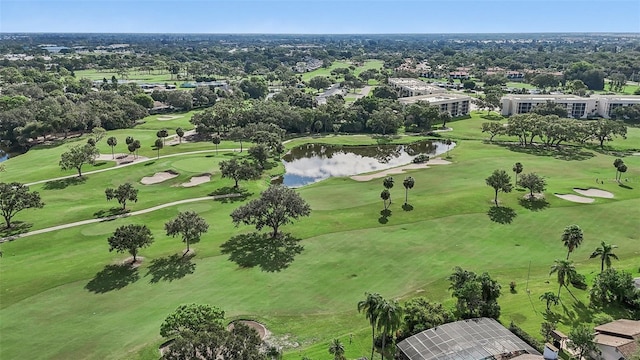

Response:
(399, 93), (471, 117)
(388, 78), (446, 97)
(501, 94), (640, 119)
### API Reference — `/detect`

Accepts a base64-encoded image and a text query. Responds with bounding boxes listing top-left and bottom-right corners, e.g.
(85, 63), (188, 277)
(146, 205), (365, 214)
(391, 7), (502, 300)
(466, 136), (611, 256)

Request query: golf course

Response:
(0, 111), (638, 360)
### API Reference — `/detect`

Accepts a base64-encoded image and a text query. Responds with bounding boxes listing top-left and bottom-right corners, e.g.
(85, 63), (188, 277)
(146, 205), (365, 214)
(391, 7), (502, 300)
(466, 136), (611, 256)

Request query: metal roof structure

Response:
(396, 318), (542, 360)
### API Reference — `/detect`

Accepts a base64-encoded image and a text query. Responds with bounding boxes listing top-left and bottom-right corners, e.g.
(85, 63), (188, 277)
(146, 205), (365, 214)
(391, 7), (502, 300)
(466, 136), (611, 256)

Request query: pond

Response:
(281, 140), (455, 187)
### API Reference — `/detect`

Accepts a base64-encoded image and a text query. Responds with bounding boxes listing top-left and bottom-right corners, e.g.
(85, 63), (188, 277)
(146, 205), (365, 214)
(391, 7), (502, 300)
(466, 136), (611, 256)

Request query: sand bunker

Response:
(554, 194), (594, 203)
(351, 158), (451, 181)
(181, 174), (211, 187)
(573, 188), (614, 198)
(140, 170), (179, 185)
(227, 320), (269, 340)
(157, 115), (182, 121)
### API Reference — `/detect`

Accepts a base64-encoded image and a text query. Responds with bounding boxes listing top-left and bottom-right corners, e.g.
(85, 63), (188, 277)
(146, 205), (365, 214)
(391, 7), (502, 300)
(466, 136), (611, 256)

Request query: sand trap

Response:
(181, 174), (211, 187)
(140, 170), (179, 185)
(351, 158), (451, 181)
(554, 194), (594, 203)
(157, 115), (182, 121)
(227, 320), (270, 340)
(573, 188), (614, 198)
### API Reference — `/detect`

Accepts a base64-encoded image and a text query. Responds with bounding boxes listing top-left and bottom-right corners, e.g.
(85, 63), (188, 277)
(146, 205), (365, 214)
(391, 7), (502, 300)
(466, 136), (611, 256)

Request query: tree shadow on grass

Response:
(480, 114), (504, 121)
(619, 183), (633, 190)
(487, 206), (517, 224)
(93, 207), (129, 219)
(209, 186), (252, 203)
(145, 253), (196, 283)
(42, 176), (87, 190)
(93, 161), (107, 167)
(144, 161), (156, 166)
(378, 209), (391, 224)
(0, 221), (33, 238)
(220, 232), (303, 272)
(85, 264), (139, 293)
(518, 197), (550, 211)
(497, 143), (595, 161)
(402, 204), (414, 212)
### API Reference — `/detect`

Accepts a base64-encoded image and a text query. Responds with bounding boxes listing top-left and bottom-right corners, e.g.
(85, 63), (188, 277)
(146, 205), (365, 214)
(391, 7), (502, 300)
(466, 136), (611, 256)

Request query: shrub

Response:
(509, 322), (544, 353)
(593, 314), (614, 326)
(412, 154), (430, 164)
(509, 281), (517, 293)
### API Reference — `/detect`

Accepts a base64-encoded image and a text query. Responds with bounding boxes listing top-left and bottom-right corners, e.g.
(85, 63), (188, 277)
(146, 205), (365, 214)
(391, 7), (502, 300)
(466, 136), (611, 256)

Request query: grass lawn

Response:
(301, 60), (384, 83)
(1, 116), (639, 360)
(74, 69), (185, 84)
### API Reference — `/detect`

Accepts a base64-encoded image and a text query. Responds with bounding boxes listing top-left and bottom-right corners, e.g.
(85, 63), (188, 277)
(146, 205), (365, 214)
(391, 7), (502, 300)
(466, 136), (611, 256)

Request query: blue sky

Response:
(1, 0), (639, 33)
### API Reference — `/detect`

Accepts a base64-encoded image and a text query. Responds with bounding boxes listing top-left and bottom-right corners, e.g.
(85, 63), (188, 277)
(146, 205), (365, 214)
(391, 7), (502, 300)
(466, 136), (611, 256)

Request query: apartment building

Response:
(388, 78), (446, 97)
(399, 93), (471, 117)
(500, 94), (640, 118)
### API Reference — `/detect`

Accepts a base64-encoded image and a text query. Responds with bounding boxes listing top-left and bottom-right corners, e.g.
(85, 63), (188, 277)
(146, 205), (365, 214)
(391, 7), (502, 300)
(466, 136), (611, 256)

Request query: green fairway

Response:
(301, 60), (384, 83)
(1, 113), (639, 360)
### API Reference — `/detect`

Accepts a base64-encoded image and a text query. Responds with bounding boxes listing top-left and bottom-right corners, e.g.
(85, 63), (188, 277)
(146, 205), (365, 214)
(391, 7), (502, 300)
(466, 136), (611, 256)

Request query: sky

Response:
(1, 0), (639, 34)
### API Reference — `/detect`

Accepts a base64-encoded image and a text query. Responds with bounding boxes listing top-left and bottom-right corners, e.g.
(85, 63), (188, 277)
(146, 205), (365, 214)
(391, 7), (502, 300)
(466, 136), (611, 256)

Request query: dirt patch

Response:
(121, 256), (144, 268)
(351, 158), (451, 182)
(573, 188), (614, 198)
(554, 193), (594, 203)
(523, 193), (545, 200)
(157, 115), (182, 121)
(227, 320), (270, 340)
(141, 170), (179, 185)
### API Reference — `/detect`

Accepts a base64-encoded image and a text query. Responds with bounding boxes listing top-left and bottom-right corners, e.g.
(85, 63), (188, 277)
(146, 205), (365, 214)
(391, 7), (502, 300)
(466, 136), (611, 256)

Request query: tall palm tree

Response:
(549, 259), (577, 299)
(403, 176), (415, 206)
(590, 241), (619, 272)
(561, 224), (584, 259)
(383, 177), (394, 204)
(357, 292), (383, 360)
(328, 338), (346, 360)
(376, 298), (403, 360)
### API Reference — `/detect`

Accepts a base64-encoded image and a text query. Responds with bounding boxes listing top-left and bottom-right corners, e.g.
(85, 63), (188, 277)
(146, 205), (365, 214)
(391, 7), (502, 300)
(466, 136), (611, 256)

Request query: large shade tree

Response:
(485, 169), (513, 206)
(165, 211), (210, 253)
(59, 143), (100, 177)
(107, 224), (154, 263)
(230, 185), (311, 238)
(105, 183), (139, 210)
(0, 182), (44, 228)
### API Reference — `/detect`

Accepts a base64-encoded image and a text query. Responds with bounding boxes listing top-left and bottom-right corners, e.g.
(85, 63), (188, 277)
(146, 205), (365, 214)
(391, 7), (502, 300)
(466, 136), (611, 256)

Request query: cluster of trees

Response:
(613, 158), (629, 182)
(107, 210), (209, 262)
(482, 113), (627, 148)
(0, 68), (150, 150)
(486, 165), (546, 205)
(159, 303), (265, 360)
(357, 268), (502, 359)
(379, 176), (416, 212)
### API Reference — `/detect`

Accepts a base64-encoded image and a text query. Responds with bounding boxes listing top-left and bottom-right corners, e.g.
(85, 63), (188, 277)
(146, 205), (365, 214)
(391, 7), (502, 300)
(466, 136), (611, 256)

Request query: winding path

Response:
(0, 194), (240, 243)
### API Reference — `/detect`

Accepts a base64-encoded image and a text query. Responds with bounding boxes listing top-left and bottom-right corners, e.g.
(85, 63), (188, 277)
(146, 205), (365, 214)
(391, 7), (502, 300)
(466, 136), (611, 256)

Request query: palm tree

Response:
(383, 177), (394, 204)
(561, 224), (584, 259)
(549, 259), (576, 299)
(539, 291), (560, 311)
(376, 298), (403, 360)
(381, 189), (390, 211)
(403, 176), (415, 206)
(512, 162), (523, 186)
(328, 338), (346, 360)
(357, 292), (383, 360)
(589, 241), (619, 272)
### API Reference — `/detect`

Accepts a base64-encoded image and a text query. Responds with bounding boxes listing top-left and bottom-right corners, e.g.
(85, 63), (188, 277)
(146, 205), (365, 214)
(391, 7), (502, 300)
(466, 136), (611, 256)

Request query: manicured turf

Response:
(0, 112), (638, 360)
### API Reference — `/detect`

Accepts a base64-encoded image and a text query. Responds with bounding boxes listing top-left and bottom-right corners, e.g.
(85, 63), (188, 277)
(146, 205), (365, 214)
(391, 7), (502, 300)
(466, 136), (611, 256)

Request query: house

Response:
(398, 93), (471, 117)
(594, 319), (640, 360)
(396, 318), (543, 360)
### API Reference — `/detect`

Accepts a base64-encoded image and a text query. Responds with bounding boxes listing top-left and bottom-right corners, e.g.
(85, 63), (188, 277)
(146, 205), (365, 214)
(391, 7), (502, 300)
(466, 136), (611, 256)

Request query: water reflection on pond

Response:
(281, 140), (455, 187)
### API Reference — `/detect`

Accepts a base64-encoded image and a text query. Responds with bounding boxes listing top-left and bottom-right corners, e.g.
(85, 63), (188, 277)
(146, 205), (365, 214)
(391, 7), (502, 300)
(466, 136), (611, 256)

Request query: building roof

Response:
(617, 340), (639, 359)
(398, 93), (471, 105)
(595, 319), (640, 339)
(511, 354), (544, 360)
(396, 318), (541, 360)
(595, 333), (634, 347)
